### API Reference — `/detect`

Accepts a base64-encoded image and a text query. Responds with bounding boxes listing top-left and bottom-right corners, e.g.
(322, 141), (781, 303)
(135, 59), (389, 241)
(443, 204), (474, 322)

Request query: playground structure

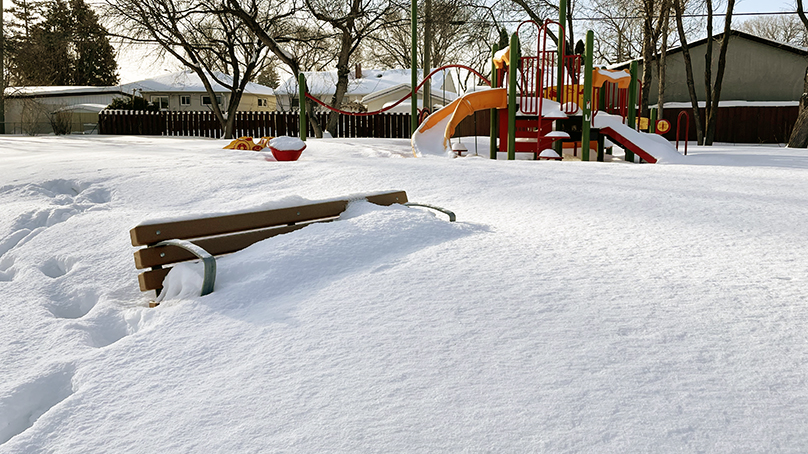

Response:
(295, 3), (682, 164)
(411, 19), (681, 163)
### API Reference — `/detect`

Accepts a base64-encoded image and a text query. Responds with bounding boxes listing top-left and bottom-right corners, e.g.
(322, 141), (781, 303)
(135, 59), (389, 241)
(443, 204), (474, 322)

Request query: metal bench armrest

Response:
(154, 239), (217, 296)
(404, 203), (456, 222)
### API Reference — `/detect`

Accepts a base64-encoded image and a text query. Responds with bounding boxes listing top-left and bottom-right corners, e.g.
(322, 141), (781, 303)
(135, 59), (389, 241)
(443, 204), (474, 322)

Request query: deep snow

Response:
(1, 135), (808, 452)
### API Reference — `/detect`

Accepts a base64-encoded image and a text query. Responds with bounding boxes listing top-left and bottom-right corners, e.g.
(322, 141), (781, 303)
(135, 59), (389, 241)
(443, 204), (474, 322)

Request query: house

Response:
(3, 85), (128, 135)
(274, 66), (460, 113)
(614, 30), (808, 142)
(121, 70), (276, 112)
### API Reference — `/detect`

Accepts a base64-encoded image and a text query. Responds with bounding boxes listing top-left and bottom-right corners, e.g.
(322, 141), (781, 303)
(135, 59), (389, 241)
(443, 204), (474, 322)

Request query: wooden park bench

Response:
(130, 190), (454, 304)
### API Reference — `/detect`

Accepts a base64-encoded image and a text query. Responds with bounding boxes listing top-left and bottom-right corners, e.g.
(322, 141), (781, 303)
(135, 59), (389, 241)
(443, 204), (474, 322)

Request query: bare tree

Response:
(702, 0), (734, 145)
(638, 0), (670, 116)
(672, 0), (704, 143)
(362, 0), (494, 73)
(507, 0), (565, 46)
(655, 7), (670, 118)
(105, 0), (272, 138)
(304, 0), (395, 136)
(224, 0), (353, 137)
(737, 14), (808, 47)
(672, 0), (734, 145)
(582, 0), (643, 64)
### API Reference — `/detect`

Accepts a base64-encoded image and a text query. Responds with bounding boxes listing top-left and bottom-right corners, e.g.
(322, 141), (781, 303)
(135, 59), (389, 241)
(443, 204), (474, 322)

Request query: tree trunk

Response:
(656, 10), (669, 118)
(704, 0), (735, 145)
(673, 0), (704, 144)
(703, 0), (714, 144)
(325, 33), (352, 137)
(225, 0), (324, 138)
(788, 66), (808, 147)
(640, 0), (655, 117)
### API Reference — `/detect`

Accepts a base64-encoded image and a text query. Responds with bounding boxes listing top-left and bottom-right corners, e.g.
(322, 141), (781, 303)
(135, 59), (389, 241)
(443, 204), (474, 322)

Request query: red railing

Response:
(676, 110), (690, 155)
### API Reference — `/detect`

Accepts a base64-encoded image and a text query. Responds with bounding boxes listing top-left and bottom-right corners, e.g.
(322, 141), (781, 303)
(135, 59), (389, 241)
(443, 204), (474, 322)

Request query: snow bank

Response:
(3, 135), (808, 452)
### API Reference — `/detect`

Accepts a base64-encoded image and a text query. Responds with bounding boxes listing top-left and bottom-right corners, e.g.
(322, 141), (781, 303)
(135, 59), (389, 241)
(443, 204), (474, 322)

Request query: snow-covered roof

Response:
(52, 103), (110, 114)
(609, 29), (808, 69)
(275, 68), (454, 97)
(4, 86), (127, 98)
(361, 83), (458, 104)
(122, 70), (275, 96)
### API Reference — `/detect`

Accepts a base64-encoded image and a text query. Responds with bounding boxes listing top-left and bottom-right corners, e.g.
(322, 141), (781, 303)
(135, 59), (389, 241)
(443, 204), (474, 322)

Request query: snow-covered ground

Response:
(1, 135), (807, 452)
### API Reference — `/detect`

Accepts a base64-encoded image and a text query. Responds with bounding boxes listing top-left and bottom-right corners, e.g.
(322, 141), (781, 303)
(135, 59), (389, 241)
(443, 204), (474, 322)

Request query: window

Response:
(150, 96), (169, 110)
(180, 95), (191, 106)
(258, 98), (268, 107)
(202, 95), (224, 106)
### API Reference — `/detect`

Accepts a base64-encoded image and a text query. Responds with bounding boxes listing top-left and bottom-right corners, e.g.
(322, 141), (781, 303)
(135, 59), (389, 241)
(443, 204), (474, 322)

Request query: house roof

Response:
(121, 70), (275, 96)
(275, 68), (455, 97)
(611, 29), (808, 69)
(361, 83), (458, 103)
(4, 86), (128, 98)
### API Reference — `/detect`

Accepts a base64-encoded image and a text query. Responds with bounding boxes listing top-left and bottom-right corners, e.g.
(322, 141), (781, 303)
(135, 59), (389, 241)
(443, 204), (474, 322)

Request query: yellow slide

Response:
(415, 88), (508, 154)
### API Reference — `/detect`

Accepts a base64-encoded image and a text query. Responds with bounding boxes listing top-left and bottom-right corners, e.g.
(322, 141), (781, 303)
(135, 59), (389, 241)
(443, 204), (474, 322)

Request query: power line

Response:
(570, 10), (799, 21)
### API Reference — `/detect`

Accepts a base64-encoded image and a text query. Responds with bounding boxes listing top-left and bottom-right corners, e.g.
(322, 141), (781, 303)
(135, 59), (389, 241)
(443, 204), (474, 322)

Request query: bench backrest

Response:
(131, 190), (408, 293)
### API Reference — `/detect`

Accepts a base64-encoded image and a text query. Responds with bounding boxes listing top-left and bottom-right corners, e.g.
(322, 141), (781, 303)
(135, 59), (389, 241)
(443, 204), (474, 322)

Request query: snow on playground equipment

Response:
(294, 0), (681, 164)
(268, 136), (306, 161)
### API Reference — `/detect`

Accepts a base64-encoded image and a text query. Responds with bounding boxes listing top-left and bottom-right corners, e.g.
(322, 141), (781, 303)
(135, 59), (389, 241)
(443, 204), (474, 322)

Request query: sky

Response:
(99, 0), (803, 84)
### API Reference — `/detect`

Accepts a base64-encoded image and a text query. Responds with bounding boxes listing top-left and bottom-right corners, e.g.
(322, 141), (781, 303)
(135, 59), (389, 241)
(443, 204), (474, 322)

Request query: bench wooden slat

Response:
(134, 222), (315, 269)
(138, 268), (170, 292)
(130, 190), (408, 246)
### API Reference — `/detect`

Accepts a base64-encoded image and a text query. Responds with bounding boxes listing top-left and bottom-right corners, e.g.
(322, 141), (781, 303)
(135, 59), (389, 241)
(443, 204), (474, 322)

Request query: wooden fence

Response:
(99, 105), (793, 143)
(98, 110), (418, 139)
(660, 105), (798, 144)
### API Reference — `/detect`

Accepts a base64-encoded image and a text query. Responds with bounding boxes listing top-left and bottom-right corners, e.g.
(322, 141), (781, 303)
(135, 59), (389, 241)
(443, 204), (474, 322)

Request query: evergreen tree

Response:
(253, 64), (280, 89)
(5, 0), (119, 86)
(70, 0), (118, 85)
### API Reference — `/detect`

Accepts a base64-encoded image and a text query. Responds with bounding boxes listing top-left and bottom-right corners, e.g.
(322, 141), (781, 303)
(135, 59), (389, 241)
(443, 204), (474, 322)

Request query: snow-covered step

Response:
(545, 131), (570, 139)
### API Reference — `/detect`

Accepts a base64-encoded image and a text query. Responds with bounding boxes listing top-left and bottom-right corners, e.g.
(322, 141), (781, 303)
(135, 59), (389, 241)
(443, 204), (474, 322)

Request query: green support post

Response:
(581, 30), (594, 162)
(626, 60), (638, 163)
(555, 0), (567, 157)
(507, 33), (520, 161)
(490, 43), (499, 160)
(411, 0), (418, 134)
(298, 73), (307, 142)
(649, 108), (657, 133)
(557, 0), (567, 104)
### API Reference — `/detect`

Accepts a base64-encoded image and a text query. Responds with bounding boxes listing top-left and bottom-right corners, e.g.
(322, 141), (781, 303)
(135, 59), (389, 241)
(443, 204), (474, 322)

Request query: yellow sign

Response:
(639, 117), (649, 130)
(656, 119), (671, 134)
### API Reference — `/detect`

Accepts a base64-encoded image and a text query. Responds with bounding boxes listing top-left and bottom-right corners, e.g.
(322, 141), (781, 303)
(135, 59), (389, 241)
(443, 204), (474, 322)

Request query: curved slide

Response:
(412, 88), (507, 157)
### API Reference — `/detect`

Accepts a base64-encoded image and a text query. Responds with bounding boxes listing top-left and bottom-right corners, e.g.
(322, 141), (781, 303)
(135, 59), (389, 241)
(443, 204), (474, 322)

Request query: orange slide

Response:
(416, 88), (508, 152)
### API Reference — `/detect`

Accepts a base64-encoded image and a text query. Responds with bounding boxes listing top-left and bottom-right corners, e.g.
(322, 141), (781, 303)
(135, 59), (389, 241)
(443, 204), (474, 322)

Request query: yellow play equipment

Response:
(223, 136), (273, 151)
(412, 63), (633, 156)
(415, 88), (508, 153)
